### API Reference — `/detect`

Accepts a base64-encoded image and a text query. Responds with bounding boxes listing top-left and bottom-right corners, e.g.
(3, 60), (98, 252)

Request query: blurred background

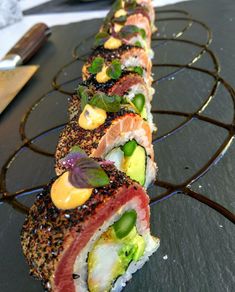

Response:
(0, 0), (183, 58)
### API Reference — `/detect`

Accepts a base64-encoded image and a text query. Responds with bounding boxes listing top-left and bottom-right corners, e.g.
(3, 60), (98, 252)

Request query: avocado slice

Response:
(124, 145), (146, 185)
(132, 234), (146, 261)
(116, 226), (145, 261)
(140, 106), (147, 120)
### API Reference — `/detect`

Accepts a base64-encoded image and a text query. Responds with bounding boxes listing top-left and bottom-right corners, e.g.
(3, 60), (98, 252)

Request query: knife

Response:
(0, 23), (51, 114)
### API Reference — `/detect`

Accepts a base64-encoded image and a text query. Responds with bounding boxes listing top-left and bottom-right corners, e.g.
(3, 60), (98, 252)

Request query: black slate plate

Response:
(0, 0), (235, 291)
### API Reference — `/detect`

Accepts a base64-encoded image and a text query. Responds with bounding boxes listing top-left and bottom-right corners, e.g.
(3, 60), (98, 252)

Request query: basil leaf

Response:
(69, 157), (109, 188)
(94, 31), (110, 47)
(107, 59), (122, 79)
(89, 92), (122, 112)
(77, 85), (90, 110)
(88, 57), (104, 74)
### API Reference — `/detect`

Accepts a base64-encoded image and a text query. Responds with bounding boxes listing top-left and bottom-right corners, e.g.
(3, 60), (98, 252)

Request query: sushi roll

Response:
(21, 156), (159, 292)
(70, 75), (155, 130)
(82, 45), (153, 87)
(55, 109), (157, 188)
(85, 72), (154, 103)
(136, 0), (156, 31)
(95, 0), (155, 58)
(22, 0), (159, 291)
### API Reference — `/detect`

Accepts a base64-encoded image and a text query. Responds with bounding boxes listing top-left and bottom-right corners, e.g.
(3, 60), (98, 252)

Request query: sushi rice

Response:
(73, 199), (160, 292)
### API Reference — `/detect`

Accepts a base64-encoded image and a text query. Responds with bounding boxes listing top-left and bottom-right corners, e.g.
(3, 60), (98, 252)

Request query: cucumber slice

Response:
(124, 145), (146, 185)
(113, 210), (137, 239)
(105, 147), (124, 171)
(132, 94), (145, 113)
(122, 140), (137, 157)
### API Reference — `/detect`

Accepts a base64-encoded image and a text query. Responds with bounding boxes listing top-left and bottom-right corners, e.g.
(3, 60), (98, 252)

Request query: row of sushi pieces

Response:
(21, 1), (160, 292)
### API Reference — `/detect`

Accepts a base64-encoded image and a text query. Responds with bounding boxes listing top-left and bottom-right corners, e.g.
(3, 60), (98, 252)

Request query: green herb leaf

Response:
(127, 66), (144, 76)
(77, 84), (123, 113)
(94, 31), (110, 47)
(133, 66), (144, 76)
(59, 146), (87, 170)
(119, 25), (146, 40)
(89, 92), (122, 112)
(69, 157), (109, 188)
(62, 147), (109, 188)
(134, 41), (143, 48)
(107, 59), (122, 79)
(77, 85), (90, 110)
(69, 145), (86, 155)
(113, 15), (127, 23)
(124, 0), (137, 10)
(88, 57), (104, 74)
(119, 25), (139, 38)
(139, 28), (146, 39)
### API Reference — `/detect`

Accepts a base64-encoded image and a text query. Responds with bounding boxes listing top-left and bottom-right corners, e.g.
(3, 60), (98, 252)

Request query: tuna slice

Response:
(21, 163), (159, 292)
(70, 73), (152, 120)
(107, 73), (150, 98)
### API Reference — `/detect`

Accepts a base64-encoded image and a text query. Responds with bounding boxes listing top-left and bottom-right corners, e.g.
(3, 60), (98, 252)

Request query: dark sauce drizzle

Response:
(0, 9), (234, 224)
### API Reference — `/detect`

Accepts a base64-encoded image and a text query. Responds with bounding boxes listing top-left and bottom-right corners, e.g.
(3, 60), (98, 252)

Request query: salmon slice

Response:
(125, 14), (151, 45)
(55, 111), (153, 175)
(92, 113), (152, 158)
(120, 47), (152, 76)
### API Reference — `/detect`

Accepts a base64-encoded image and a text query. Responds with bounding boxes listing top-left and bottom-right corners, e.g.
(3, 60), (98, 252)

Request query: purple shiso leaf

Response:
(68, 157), (110, 188)
(60, 152), (87, 170)
(98, 160), (115, 166)
(59, 145), (87, 170)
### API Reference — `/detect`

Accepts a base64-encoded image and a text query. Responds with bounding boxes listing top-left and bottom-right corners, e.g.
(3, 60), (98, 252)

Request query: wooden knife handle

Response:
(7, 23), (51, 64)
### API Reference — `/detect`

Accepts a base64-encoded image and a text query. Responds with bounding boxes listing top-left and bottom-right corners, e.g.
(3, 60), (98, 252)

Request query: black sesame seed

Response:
(72, 274), (80, 279)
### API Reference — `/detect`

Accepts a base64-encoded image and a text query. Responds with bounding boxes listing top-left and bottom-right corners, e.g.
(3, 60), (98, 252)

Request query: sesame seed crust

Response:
(84, 72), (143, 93)
(87, 45), (143, 63)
